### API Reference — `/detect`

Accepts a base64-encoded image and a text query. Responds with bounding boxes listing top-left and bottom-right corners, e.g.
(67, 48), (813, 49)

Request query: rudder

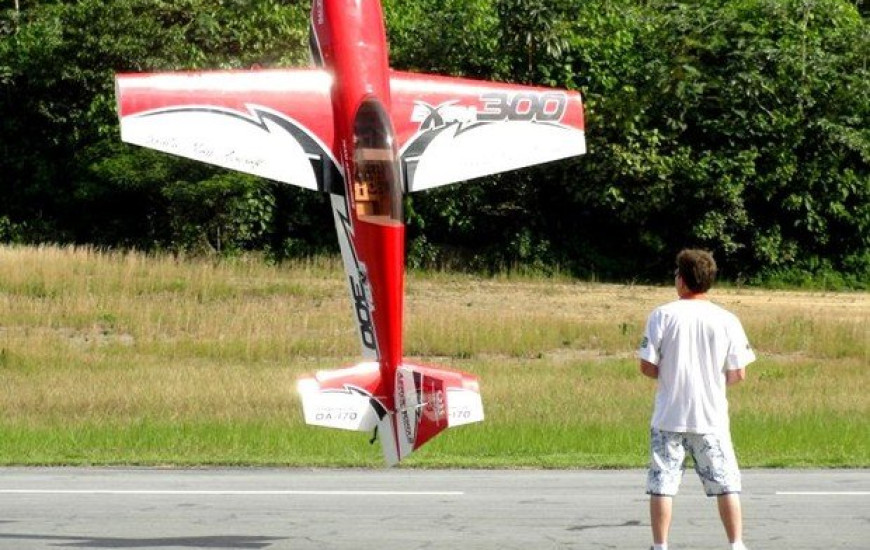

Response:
(391, 362), (484, 462)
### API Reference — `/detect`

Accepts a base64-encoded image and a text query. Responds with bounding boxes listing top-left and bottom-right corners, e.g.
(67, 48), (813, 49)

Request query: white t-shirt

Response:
(637, 298), (756, 434)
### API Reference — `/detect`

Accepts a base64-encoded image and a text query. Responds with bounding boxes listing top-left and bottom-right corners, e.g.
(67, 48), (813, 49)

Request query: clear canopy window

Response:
(352, 100), (403, 222)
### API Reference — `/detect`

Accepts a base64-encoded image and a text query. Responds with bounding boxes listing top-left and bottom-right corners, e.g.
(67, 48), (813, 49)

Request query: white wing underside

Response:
(120, 106), (323, 190)
(403, 121), (586, 191)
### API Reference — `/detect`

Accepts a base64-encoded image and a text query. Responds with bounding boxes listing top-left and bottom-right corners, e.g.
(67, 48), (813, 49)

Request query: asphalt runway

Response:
(0, 468), (867, 549)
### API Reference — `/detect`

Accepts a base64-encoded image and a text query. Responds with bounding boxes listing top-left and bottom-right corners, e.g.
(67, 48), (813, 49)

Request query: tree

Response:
(1, 0), (867, 284)
(555, 0), (868, 281)
(1, 0), (316, 252)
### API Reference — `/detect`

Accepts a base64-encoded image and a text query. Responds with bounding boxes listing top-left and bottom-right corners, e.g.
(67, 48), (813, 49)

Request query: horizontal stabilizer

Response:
(297, 362), (386, 432)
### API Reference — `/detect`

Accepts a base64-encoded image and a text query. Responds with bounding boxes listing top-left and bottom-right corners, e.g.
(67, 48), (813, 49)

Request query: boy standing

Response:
(638, 249), (756, 550)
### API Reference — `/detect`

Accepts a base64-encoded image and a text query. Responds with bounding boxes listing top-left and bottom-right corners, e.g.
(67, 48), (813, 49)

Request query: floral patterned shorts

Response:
(647, 428), (742, 497)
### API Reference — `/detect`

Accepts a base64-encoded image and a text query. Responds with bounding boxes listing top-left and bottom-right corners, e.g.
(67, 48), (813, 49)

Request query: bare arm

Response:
(640, 360), (659, 379)
(726, 368), (746, 386)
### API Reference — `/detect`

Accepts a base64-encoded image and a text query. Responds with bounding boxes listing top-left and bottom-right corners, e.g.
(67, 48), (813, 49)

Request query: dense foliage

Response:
(1, 0), (867, 285)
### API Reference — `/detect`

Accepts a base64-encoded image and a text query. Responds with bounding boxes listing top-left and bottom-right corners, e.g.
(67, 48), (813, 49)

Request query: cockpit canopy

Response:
(352, 99), (403, 223)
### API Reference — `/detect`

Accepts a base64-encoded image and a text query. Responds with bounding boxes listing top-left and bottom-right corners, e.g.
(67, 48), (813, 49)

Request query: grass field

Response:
(0, 244), (867, 467)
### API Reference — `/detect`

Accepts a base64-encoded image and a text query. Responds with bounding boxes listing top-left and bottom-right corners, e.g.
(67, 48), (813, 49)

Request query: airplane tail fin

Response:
(391, 362), (483, 463)
(297, 361), (483, 465)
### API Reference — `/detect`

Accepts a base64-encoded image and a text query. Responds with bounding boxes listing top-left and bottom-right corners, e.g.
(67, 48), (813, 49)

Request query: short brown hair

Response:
(676, 249), (717, 293)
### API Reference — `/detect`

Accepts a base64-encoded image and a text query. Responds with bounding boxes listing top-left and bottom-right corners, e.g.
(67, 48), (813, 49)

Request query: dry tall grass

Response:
(1, 244), (867, 466)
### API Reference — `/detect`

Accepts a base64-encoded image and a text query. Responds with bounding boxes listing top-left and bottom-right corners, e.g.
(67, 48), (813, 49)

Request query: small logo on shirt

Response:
(640, 336), (649, 349)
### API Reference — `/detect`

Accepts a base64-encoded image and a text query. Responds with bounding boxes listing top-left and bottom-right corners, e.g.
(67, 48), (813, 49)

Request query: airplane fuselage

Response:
(311, 0), (405, 408)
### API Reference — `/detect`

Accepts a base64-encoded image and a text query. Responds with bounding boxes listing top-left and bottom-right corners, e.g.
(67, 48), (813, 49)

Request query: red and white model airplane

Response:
(115, 0), (585, 464)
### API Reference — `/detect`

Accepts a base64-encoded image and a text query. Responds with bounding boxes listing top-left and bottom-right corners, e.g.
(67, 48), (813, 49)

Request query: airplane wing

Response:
(115, 69), (342, 192)
(389, 71), (586, 192)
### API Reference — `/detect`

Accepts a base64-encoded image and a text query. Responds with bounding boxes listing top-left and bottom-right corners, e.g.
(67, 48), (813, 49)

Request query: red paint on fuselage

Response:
(311, 0), (405, 402)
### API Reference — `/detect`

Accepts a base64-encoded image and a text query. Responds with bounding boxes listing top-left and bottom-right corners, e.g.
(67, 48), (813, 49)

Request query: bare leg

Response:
(650, 495), (672, 545)
(717, 493), (743, 543)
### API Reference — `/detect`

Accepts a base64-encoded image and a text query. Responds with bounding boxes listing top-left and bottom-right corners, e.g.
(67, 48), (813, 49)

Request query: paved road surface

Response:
(0, 468), (867, 549)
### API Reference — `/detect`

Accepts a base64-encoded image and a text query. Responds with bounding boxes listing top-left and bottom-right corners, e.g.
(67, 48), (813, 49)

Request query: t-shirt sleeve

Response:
(726, 316), (756, 370)
(637, 309), (662, 365)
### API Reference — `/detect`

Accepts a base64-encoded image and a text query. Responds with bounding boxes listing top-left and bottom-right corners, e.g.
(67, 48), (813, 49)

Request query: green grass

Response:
(0, 244), (868, 467)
